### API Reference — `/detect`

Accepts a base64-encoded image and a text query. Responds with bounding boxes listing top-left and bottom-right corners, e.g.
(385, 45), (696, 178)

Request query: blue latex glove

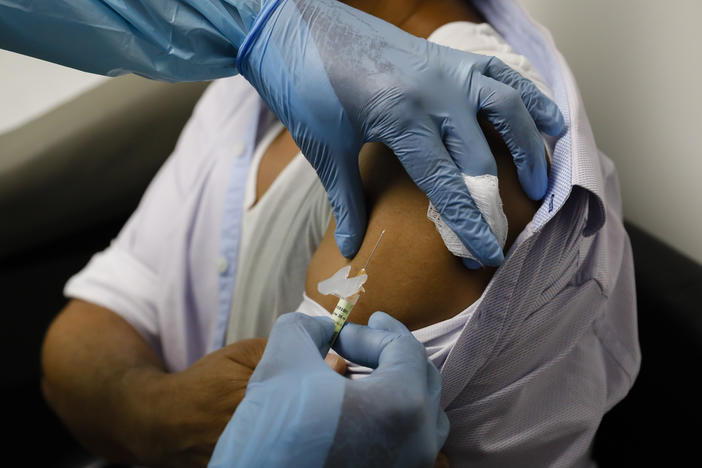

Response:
(238, 0), (565, 265)
(1, 0), (564, 265)
(209, 312), (448, 467)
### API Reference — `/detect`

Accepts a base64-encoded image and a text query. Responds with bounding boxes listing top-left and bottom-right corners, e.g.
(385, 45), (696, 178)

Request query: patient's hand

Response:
(42, 300), (348, 468)
(140, 338), (266, 467)
(143, 339), (347, 467)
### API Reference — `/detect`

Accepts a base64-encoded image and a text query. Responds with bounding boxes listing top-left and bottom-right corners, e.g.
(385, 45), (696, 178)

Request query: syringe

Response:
(328, 229), (385, 346)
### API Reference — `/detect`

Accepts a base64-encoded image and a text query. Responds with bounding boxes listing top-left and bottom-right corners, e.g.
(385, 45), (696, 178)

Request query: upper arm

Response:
(305, 120), (539, 331)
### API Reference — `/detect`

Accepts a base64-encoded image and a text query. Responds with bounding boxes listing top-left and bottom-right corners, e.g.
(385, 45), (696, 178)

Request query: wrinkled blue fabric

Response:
(238, 0), (565, 265)
(0, 0), (261, 81)
(209, 311), (448, 467)
(0, 0), (564, 266)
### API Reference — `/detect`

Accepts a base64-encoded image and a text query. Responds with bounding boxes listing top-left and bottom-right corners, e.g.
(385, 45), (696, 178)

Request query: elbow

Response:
(40, 373), (59, 414)
(39, 315), (66, 415)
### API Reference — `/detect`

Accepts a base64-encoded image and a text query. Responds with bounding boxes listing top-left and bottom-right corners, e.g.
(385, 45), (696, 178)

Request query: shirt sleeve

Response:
(0, 0), (265, 81)
(64, 245), (163, 351)
(63, 146), (188, 352)
(64, 78), (244, 352)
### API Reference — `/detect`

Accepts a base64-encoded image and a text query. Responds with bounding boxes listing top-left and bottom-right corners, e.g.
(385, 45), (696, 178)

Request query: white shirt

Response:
(225, 122), (331, 343)
(65, 1), (640, 465)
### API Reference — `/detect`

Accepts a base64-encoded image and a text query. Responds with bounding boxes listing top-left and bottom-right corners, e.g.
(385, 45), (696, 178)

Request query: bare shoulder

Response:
(306, 121), (539, 330)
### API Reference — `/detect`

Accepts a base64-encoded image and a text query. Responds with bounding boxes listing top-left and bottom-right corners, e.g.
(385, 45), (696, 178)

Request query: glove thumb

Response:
(319, 153), (367, 258)
(258, 313), (335, 376)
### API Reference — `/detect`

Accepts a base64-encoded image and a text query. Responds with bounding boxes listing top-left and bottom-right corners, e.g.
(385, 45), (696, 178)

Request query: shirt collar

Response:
(474, 0), (606, 236)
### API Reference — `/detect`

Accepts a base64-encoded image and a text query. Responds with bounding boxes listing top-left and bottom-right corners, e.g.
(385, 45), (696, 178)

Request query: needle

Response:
(361, 229), (386, 271)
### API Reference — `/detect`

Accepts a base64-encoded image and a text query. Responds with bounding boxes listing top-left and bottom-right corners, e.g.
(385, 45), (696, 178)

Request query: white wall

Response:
(521, 0), (702, 263)
(0, 50), (107, 134)
(1, 1), (701, 262)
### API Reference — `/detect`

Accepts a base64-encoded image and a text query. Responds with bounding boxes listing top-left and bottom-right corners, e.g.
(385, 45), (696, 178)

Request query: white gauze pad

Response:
(427, 174), (508, 261)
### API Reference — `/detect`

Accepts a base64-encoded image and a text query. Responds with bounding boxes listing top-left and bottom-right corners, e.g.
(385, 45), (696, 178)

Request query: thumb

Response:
(260, 313), (335, 375)
(335, 312), (429, 393)
(219, 337), (268, 369)
(333, 312), (422, 369)
(314, 151), (366, 258)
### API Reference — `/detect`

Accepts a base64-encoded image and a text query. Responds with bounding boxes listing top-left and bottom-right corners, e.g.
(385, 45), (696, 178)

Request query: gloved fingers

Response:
(477, 75), (548, 200)
(484, 57), (565, 136)
(426, 360), (450, 449)
(440, 110), (497, 177)
(260, 313), (335, 374)
(437, 410), (451, 453)
(365, 312), (429, 386)
(367, 310), (413, 334)
(388, 124), (503, 266)
(333, 320), (403, 369)
(426, 357), (442, 410)
(333, 312), (420, 369)
(315, 152), (367, 258)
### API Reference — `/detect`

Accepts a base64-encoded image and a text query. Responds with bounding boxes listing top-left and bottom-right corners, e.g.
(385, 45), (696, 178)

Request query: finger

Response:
(477, 75), (548, 200)
(484, 57), (565, 136)
(365, 313), (429, 403)
(333, 322), (400, 369)
(220, 337), (268, 369)
(263, 313), (335, 372)
(440, 110), (496, 177)
(425, 358), (449, 449)
(437, 410), (450, 456)
(333, 312), (412, 368)
(324, 352), (347, 375)
(356, 312), (428, 378)
(367, 310), (412, 334)
(426, 358), (442, 411)
(462, 258), (481, 269)
(312, 148), (367, 258)
(388, 123), (504, 266)
(441, 108), (504, 269)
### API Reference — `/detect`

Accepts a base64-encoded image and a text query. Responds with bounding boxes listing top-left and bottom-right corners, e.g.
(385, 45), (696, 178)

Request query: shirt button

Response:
(233, 142), (246, 158)
(217, 256), (229, 274)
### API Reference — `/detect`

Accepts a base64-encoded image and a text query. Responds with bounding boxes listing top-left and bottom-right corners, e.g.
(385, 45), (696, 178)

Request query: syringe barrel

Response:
(328, 268), (366, 347)
(328, 293), (360, 347)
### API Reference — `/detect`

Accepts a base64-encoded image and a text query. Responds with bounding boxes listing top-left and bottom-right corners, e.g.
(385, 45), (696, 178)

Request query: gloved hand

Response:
(238, 0), (565, 265)
(209, 312), (448, 468)
(1, 0), (563, 266)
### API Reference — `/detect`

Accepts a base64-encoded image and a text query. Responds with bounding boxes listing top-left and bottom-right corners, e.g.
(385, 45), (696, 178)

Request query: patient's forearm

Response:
(42, 300), (278, 468)
(41, 300), (167, 464)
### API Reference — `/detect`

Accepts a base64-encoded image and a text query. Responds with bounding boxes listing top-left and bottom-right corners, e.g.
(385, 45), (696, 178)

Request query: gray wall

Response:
(0, 50), (107, 134)
(521, 0), (702, 263)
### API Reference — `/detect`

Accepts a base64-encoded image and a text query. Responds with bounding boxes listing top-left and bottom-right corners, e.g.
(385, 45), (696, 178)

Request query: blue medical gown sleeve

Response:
(0, 0), (263, 81)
